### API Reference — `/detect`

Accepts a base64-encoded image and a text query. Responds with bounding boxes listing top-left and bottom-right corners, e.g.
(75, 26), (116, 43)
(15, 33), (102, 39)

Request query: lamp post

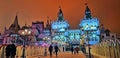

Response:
(20, 29), (31, 58)
(43, 37), (48, 56)
(82, 24), (95, 58)
(85, 30), (91, 58)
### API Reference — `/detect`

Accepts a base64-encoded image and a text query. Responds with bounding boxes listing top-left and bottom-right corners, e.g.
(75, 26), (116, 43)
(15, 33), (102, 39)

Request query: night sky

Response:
(0, 0), (120, 34)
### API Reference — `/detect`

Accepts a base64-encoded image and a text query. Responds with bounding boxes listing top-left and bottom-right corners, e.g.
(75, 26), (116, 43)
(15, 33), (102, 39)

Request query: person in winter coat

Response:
(54, 45), (60, 57)
(48, 44), (53, 57)
(71, 46), (74, 54)
(6, 43), (16, 58)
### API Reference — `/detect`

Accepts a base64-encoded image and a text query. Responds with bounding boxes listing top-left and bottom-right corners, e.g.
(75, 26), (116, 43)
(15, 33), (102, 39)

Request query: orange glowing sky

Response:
(0, 0), (120, 34)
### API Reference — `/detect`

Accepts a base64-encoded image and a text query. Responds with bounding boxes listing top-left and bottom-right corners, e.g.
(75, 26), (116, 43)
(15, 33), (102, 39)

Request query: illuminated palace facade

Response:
(0, 5), (100, 45)
(51, 5), (100, 45)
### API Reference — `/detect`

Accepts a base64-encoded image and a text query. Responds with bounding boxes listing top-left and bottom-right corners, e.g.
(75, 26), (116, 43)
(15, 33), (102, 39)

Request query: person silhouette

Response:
(6, 43), (16, 58)
(6, 44), (11, 58)
(63, 47), (65, 52)
(48, 44), (53, 57)
(71, 46), (74, 54)
(11, 44), (16, 58)
(54, 45), (59, 57)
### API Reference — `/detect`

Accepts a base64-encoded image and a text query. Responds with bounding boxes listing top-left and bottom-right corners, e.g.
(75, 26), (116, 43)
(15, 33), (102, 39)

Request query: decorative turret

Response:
(57, 6), (64, 21)
(4, 27), (8, 34)
(46, 17), (50, 28)
(21, 24), (28, 29)
(100, 24), (105, 34)
(85, 3), (92, 19)
(46, 16), (51, 30)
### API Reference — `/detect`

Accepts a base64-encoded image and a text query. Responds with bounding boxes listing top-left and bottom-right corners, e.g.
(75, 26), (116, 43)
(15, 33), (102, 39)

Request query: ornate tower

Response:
(51, 6), (69, 45)
(79, 4), (100, 44)
(9, 15), (20, 34)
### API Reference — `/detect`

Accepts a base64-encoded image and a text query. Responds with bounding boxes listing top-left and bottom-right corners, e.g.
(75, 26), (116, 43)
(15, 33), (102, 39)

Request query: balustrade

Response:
(91, 39), (120, 58)
(0, 45), (47, 58)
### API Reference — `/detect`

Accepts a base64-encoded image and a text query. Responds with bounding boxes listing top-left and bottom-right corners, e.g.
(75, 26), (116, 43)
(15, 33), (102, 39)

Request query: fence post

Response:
(1, 46), (5, 58)
(117, 42), (120, 58)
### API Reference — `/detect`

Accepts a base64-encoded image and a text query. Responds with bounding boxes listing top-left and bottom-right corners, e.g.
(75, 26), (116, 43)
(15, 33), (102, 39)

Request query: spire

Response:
(47, 16), (49, 25)
(85, 3), (92, 19)
(57, 6), (64, 20)
(13, 13), (19, 25)
(46, 16), (51, 29)
(9, 13), (20, 34)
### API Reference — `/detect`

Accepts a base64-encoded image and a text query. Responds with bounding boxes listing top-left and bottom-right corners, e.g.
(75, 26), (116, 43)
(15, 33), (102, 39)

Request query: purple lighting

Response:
(42, 42), (48, 47)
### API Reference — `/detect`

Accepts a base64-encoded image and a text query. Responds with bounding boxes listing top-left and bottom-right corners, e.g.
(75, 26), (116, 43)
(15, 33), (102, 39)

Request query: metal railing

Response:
(0, 45), (47, 58)
(91, 38), (120, 58)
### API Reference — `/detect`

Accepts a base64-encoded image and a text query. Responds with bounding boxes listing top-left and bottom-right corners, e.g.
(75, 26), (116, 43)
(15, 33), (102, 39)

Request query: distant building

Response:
(32, 21), (44, 34)
(2, 15), (21, 44)
(31, 21), (45, 41)
(101, 28), (117, 40)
